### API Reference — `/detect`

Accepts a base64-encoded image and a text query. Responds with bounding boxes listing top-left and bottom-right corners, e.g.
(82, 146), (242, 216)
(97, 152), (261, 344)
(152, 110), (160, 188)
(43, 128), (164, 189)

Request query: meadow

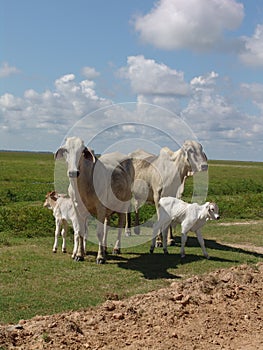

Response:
(0, 151), (263, 324)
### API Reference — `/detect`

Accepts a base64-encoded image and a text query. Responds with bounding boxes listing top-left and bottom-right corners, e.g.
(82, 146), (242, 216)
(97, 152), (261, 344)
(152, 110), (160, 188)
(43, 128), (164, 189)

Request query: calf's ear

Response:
(55, 148), (66, 160)
(205, 202), (210, 209)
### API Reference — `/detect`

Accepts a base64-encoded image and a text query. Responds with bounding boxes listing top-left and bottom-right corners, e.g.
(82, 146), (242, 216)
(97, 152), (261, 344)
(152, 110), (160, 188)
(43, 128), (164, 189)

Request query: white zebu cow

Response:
(43, 191), (87, 256)
(55, 137), (134, 264)
(129, 141), (208, 241)
(150, 197), (220, 258)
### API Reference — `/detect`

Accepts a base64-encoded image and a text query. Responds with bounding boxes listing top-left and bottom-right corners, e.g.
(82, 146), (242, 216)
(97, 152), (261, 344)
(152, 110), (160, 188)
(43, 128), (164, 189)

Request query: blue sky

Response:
(1, 0), (263, 161)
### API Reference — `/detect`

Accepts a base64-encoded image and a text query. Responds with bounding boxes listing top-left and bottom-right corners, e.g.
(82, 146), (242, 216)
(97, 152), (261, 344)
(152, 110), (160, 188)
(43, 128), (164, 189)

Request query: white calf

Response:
(44, 191), (87, 256)
(150, 197), (219, 258)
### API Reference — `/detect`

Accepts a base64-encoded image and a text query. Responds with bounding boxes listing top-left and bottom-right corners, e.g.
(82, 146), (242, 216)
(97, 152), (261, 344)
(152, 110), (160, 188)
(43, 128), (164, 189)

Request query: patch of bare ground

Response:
(1, 263), (263, 350)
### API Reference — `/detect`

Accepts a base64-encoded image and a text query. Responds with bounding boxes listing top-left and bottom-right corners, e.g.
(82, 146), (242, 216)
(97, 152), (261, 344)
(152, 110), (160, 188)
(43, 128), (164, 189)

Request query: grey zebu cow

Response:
(150, 197), (220, 258)
(55, 137), (134, 263)
(129, 141), (208, 242)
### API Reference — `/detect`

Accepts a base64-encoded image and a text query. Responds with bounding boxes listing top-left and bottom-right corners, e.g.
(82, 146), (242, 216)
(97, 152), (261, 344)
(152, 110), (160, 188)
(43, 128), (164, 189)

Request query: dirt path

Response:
(1, 262), (263, 350)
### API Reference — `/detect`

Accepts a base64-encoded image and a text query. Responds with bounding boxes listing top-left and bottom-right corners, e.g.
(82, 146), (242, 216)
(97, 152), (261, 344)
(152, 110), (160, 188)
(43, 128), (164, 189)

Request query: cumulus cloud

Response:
(0, 57), (262, 160)
(239, 24), (263, 67)
(133, 0), (244, 51)
(119, 55), (190, 96)
(81, 66), (100, 79)
(240, 83), (263, 112)
(0, 62), (21, 78)
(180, 72), (263, 160)
(0, 74), (111, 151)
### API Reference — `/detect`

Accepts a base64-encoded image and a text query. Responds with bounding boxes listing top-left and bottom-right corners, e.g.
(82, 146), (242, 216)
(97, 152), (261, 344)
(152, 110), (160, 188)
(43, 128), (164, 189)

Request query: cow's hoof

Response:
(53, 250), (57, 253)
(134, 227), (140, 235)
(149, 248), (154, 254)
(96, 258), (106, 264)
(125, 229), (131, 237)
(113, 248), (121, 255)
(163, 250), (169, 255)
(75, 256), (84, 262)
(168, 239), (175, 246)
(62, 250), (67, 254)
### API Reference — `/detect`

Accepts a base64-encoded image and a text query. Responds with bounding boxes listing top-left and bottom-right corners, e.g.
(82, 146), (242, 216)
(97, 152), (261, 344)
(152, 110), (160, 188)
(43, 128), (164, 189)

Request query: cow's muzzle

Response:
(201, 164), (208, 171)
(68, 170), (80, 178)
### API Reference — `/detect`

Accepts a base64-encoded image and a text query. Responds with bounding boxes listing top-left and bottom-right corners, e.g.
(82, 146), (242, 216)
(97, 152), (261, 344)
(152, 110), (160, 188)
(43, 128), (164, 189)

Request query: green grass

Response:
(0, 152), (263, 324)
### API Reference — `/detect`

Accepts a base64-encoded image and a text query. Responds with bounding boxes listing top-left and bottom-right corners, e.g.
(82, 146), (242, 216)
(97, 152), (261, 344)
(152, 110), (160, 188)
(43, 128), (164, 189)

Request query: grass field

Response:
(0, 152), (263, 324)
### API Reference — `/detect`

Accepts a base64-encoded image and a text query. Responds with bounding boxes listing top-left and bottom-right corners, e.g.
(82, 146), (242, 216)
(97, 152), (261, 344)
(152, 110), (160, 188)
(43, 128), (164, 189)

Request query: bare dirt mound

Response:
(1, 263), (263, 350)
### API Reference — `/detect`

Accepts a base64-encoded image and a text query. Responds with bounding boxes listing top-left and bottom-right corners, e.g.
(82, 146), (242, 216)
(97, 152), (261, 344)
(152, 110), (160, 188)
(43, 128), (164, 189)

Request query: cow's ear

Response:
(83, 147), (95, 162)
(55, 148), (66, 160)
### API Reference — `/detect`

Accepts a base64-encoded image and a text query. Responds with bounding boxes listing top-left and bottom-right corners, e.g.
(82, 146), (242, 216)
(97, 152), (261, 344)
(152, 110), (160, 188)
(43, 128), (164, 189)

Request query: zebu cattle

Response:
(150, 197), (220, 258)
(129, 141), (208, 241)
(43, 191), (87, 256)
(55, 137), (134, 263)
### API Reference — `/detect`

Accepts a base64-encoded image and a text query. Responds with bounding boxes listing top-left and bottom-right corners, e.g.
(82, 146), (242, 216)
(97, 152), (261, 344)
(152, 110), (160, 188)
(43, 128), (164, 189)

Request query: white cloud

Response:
(81, 66), (100, 79)
(133, 0), (244, 51)
(0, 62), (21, 78)
(119, 55), (190, 96)
(190, 71), (219, 88)
(239, 24), (263, 67)
(0, 74), (111, 151)
(181, 73), (263, 160)
(240, 83), (263, 112)
(0, 59), (262, 160)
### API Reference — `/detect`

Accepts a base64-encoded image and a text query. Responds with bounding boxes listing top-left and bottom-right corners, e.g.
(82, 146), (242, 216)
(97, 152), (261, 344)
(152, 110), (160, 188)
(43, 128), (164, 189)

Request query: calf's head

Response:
(43, 191), (58, 209)
(205, 202), (220, 221)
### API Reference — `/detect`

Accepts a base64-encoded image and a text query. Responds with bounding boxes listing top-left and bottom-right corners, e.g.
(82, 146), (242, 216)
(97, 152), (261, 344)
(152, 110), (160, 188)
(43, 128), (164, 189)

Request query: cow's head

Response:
(183, 140), (208, 173)
(55, 137), (95, 178)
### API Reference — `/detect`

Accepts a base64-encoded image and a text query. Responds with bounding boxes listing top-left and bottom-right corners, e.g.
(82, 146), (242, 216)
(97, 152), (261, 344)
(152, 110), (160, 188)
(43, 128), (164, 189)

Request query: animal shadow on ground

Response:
(116, 236), (263, 280)
(117, 252), (181, 279)
(166, 235), (263, 260)
(185, 236), (263, 259)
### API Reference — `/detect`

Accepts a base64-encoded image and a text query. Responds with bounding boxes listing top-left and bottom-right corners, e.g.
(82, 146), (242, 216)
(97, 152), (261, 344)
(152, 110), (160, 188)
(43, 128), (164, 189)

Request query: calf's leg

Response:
(61, 219), (68, 253)
(53, 218), (61, 253)
(195, 229), (209, 258)
(180, 232), (188, 258)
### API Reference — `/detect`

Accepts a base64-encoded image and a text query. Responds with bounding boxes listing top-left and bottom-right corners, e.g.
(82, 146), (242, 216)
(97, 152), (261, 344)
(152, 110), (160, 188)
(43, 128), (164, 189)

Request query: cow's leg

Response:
(150, 209), (170, 254)
(125, 211), (131, 237)
(134, 200), (140, 235)
(113, 213), (125, 254)
(102, 217), (108, 255)
(195, 229), (209, 258)
(75, 235), (85, 261)
(72, 231), (79, 259)
(53, 218), (61, 253)
(74, 215), (86, 261)
(154, 198), (163, 247)
(150, 222), (159, 254)
(61, 219), (68, 253)
(83, 216), (88, 255)
(96, 220), (106, 264)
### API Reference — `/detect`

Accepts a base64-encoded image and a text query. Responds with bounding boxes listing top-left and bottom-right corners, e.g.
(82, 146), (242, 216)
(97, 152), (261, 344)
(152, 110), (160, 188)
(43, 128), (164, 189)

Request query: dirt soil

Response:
(1, 263), (263, 350)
